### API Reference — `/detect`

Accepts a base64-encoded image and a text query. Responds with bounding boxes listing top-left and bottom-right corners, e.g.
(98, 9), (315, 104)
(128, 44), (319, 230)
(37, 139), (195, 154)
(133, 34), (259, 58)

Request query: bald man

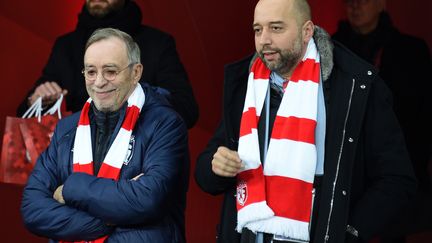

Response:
(195, 0), (416, 242)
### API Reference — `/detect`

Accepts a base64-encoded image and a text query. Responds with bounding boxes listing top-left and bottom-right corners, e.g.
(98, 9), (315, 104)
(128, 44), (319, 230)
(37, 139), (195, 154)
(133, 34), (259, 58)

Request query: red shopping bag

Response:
(19, 115), (61, 165)
(0, 95), (70, 184)
(0, 116), (34, 184)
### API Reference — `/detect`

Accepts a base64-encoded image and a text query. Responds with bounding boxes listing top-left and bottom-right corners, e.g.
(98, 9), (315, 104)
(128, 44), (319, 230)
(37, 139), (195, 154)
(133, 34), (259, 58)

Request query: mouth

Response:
(88, 0), (109, 7)
(261, 50), (279, 61)
(94, 89), (116, 99)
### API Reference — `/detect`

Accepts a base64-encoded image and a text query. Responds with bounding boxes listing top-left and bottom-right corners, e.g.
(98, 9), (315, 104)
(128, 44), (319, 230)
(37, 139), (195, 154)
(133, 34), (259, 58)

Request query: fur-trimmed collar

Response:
(314, 26), (334, 81)
(249, 25), (334, 82)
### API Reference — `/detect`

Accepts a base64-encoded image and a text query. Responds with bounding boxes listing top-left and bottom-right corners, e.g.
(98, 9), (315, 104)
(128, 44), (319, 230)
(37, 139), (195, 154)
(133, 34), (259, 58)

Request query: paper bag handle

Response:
(21, 94), (64, 121)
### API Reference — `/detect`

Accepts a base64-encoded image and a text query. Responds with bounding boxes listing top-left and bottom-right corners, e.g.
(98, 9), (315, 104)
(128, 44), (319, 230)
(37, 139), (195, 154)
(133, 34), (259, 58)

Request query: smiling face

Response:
(84, 37), (140, 112)
(253, 0), (312, 78)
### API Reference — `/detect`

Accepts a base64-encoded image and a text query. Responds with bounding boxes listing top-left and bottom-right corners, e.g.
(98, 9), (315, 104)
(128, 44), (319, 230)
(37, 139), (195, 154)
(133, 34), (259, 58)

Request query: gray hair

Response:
(85, 27), (141, 64)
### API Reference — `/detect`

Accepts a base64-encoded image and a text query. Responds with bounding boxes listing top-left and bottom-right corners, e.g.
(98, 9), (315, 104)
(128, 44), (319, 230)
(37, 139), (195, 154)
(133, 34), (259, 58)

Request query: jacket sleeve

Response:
(16, 38), (64, 116)
(349, 77), (417, 240)
(21, 126), (112, 241)
(194, 120), (237, 195)
(62, 114), (188, 225)
(152, 35), (199, 129)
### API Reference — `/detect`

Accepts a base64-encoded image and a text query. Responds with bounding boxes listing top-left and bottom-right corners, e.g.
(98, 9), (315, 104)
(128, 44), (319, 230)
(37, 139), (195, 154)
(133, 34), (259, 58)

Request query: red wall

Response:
(0, 0), (430, 242)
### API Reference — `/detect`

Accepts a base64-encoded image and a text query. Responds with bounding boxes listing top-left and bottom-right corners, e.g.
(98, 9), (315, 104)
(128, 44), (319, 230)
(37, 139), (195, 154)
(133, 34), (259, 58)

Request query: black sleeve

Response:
(194, 121), (237, 195)
(16, 39), (64, 116)
(151, 35), (199, 129)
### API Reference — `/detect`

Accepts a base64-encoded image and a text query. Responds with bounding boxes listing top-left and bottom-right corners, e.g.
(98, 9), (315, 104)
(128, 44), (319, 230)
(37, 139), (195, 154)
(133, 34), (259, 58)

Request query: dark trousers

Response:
(240, 228), (300, 243)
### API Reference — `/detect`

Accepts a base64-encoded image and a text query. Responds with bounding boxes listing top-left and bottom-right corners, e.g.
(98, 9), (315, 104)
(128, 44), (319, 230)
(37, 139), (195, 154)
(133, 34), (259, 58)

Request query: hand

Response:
(212, 146), (243, 177)
(28, 81), (68, 107)
(53, 185), (65, 204)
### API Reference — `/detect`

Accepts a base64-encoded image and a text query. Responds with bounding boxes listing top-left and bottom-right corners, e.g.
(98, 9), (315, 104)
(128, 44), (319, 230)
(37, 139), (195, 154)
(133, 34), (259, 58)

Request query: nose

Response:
(257, 28), (272, 46)
(93, 71), (108, 88)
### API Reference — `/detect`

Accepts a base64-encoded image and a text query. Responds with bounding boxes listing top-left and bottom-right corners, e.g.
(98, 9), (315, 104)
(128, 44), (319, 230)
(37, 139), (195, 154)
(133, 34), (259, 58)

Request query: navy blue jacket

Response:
(21, 86), (189, 243)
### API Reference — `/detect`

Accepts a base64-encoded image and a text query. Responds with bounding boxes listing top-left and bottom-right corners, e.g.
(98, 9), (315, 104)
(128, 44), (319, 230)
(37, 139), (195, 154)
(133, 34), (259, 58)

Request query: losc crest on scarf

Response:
(236, 39), (321, 242)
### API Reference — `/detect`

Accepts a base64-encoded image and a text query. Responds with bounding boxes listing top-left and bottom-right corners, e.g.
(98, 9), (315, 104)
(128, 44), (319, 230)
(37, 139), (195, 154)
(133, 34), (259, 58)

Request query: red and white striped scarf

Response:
(65, 84), (145, 243)
(236, 39), (320, 242)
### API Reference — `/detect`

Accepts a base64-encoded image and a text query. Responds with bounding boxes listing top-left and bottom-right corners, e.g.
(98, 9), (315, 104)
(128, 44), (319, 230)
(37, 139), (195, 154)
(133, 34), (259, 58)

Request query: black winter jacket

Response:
(195, 27), (416, 243)
(17, 0), (198, 128)
(333, 12), (432, 191)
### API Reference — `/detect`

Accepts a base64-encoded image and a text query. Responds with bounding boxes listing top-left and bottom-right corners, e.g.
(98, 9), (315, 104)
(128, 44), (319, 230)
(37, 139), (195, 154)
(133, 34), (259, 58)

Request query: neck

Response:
(279, 71), (293, 81)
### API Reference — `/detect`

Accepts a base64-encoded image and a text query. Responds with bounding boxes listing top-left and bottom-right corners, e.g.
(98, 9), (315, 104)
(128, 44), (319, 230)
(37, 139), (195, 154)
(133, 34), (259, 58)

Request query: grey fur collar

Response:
(249, 25), (334, 82)
(314, 25), (334, 81)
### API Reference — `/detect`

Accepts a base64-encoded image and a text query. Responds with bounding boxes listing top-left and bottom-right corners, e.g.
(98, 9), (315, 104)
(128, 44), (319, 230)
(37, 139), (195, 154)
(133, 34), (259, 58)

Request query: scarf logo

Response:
(124, 135), (135, 165)
(236, 180), (248, 206)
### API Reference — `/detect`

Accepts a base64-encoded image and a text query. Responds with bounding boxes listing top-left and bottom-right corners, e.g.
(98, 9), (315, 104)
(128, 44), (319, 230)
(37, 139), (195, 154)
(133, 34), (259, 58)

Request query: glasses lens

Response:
(84, 69), (97, 81)
(83, 63), (133, 81)
(103, 69), (118, 81)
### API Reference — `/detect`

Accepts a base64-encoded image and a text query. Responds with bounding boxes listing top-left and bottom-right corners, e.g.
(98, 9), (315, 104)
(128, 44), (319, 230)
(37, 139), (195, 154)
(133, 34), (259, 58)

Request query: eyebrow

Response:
(84, 63), (119, 68)
(253, 21), (285, 27)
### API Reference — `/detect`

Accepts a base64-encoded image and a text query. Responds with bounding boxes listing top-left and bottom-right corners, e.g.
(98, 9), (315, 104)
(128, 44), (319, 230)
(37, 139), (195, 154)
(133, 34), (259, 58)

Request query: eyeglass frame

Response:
(81, 62), (136, 81)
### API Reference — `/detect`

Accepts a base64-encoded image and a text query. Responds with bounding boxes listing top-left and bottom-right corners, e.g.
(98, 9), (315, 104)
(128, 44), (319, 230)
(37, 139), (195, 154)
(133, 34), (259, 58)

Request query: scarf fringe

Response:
(236, 201), (274, 232)
(246, 216), (310, 242)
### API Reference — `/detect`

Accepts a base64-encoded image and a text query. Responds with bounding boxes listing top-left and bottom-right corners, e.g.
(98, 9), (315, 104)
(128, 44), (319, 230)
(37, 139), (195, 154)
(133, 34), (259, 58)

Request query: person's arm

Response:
(17, 39), (68, 116)
(61, 113), (188, 225)
(195, 121), (240, 195)
(152, 35), (199, 129)
(21, 126), (111, 241)
(347, 77), (417, 240)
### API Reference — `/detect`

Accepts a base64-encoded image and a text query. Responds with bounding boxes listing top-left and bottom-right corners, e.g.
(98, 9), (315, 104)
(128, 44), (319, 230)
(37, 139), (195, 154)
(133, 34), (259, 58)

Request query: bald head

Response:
(255, 0), (311, 27)
(253, 0), (314, 78)
(293, 0), (311, 25)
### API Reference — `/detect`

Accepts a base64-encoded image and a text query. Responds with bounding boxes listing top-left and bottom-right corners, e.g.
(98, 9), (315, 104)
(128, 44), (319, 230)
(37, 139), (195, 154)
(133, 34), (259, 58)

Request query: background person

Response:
(17, 0), (199, 128)
(333, 0), (432, 241)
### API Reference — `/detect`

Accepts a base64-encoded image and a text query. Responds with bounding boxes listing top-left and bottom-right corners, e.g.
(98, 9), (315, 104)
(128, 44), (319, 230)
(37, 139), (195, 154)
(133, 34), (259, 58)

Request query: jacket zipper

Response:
(323, 78), (356, 242)
(309, 188), (316, 233)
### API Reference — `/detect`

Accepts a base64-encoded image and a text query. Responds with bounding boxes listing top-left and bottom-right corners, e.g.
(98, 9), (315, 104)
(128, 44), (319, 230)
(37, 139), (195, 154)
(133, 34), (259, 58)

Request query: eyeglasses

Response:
(82, 63), (135, 81)
(344, 0), (371, 5)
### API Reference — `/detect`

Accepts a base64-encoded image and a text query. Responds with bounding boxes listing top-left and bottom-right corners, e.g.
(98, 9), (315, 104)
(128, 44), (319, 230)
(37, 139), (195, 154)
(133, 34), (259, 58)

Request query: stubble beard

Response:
(86, 0), (124, 18)
(259, 39), (303, 77)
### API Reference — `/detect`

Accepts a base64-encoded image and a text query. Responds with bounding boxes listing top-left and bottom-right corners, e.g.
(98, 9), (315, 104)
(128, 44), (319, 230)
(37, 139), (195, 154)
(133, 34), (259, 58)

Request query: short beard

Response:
(86, 0), (124, 18)
(259, 38), (303, 77)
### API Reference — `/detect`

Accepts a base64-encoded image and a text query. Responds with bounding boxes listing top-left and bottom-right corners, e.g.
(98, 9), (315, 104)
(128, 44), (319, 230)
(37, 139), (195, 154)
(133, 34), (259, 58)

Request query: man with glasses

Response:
(17, 0), (198, 129)
(334, 1), (432, 242)
(21, 28), (189, 243)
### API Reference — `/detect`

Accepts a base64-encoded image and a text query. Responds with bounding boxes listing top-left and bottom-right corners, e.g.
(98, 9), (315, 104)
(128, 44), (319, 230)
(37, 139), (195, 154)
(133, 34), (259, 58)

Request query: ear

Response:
(132, 63), (143, 84)
(302, 20), (314, 45)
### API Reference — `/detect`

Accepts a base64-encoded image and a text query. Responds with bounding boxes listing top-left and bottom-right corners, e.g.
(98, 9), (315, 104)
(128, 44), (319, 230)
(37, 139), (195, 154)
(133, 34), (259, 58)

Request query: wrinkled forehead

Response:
(84, 37), (128, 64)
